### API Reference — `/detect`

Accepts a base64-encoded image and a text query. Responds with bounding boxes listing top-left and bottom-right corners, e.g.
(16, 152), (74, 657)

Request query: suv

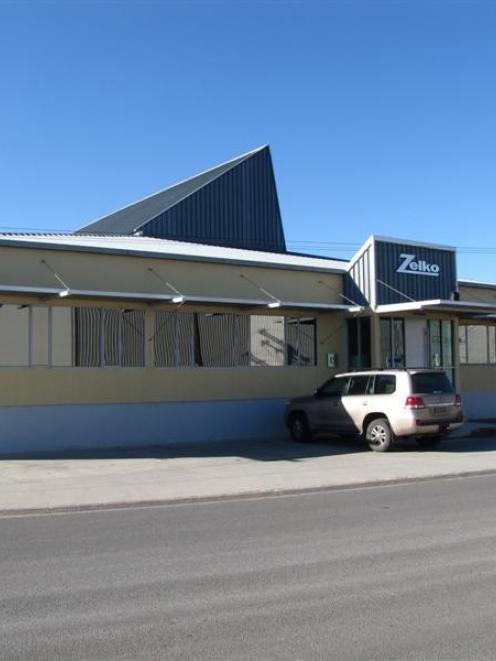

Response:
(284, 369), (464, 452)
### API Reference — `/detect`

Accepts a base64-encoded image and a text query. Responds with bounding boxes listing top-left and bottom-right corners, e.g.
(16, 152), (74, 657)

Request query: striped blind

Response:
(153, 312), (317, 368)
(75, 308), (145, 367)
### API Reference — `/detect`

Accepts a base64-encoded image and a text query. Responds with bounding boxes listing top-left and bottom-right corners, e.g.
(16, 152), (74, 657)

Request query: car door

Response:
(313, 377), (349, 432)
(340, 375), (372, 433)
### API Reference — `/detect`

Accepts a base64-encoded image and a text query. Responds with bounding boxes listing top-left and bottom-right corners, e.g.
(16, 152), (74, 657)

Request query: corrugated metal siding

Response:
(76, 149), (264, 236)
(344, 245), (373, 306)
(375, 241), (457, 305)
(142, 147), (286, 253)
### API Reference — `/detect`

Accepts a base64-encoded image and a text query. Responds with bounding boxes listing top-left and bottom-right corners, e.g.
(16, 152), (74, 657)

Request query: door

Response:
(313, 377), (349, 432)
(429, 320), (455, 385)
(341, 375), (372, 433)
(405, 319), (427, 368)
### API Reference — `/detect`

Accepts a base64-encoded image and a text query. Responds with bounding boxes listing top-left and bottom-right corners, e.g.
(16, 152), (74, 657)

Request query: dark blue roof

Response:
(77, 146), (287, 253)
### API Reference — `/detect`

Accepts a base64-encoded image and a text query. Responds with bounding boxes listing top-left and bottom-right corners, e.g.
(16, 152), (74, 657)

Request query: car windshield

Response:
(411, 372), (454, 394)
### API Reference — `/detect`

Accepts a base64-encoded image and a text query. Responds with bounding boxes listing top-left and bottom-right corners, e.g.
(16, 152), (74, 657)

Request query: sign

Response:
(396, 253), (440, 277)
(327, 352), (338, 368)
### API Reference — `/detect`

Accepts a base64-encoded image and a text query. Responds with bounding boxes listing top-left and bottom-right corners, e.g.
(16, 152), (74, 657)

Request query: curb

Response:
(2, 468), (496, 518)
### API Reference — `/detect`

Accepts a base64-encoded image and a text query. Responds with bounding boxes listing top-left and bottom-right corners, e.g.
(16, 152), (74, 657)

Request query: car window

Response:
(318, 377), (347, 397)
(345, 376), (370, 396)
(373, 375), (396, 395)
(411, 372), (453, 394)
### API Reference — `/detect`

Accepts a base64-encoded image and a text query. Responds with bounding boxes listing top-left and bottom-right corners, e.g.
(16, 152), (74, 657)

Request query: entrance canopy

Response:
(375, 299), (496, 318)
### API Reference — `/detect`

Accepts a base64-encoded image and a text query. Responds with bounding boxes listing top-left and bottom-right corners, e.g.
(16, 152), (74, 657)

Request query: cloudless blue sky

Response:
(1, 0), (496, 280)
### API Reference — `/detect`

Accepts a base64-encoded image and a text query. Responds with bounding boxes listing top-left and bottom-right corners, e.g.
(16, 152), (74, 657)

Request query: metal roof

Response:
(77, 147), (262, 235)
(0, 233), (348, 273)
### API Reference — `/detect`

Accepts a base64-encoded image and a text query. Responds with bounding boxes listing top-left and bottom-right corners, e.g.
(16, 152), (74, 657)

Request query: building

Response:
(0, 145), (495, 453)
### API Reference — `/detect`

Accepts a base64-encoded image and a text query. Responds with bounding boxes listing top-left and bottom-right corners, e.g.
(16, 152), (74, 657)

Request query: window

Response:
(459, 324), (496, 365)
(75, 308), (101, 366)
(380, 318), (405, 368)
(429, 320), (442, 368)
(122, 310), (146, 367)
(154, 311), (191, 367)
(0, 305), (318, 370)
(373, 375), (396, 395)
(411, 372), (454, 394)
(197, 313), (238, 367)
(248, 315), (285, 366)
(318, 377), (347, 397)
(428, 319), (455, 384)
(458, 326), (468, 365)
(347, 317), (371, 368)
(441, 321), (453, 369)
(31, 306), (49, 366)
(74, 307), (145, 367)
(468, 325), (488, 363)
(286, 317), (316, 367)
(0, 305), (30, 366)
(51, 307), (72, 366)
(346, 376), (370, 396)
(490, 327), (496, 364)
(393, 320), (405, 367)
(153, 312), (318, 368)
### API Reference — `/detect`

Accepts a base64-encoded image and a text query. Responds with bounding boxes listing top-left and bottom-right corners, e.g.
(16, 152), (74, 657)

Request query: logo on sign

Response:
(397, 253), (440, 277)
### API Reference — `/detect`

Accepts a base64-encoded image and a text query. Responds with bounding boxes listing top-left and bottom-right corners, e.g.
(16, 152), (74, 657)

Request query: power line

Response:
(1, 224), (496, 255)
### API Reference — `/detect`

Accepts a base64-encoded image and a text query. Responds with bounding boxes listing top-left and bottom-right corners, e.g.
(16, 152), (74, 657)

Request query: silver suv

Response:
(285, 369), (464, 452)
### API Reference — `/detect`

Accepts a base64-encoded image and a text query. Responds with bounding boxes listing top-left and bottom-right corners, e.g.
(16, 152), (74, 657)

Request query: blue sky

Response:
(1, 0), (495, 280)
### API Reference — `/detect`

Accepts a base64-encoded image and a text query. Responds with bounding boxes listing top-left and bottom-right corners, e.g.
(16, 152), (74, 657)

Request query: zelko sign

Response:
(373, 239), (457, 305)
(396, 253), (440, 277)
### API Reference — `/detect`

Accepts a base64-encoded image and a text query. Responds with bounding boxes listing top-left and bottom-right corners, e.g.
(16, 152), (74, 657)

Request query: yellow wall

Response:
(0, 245), (344, 306)
(458, 283), (496, 391)
(0, 311), (344, 406)
(459, 284), (496, 305)
(0, 244), (348, 406)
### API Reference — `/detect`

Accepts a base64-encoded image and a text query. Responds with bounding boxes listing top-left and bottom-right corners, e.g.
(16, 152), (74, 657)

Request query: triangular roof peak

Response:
(76, 146), (269, 236)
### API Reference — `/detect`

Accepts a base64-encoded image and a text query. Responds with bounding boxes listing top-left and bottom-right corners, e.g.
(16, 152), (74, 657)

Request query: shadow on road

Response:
(1, 431), (495, 462)
(0, 435), (369, 462)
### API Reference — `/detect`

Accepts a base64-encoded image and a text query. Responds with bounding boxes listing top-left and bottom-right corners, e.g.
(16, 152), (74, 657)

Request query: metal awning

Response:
(375, 299), (496, 317)
(0, 284), (357, 312)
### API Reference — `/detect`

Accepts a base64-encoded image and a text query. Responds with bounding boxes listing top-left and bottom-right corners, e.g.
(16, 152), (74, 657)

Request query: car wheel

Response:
(289, 413), (312, 443)
(417, 435), (444, 450)
(366, 417), (394, 452)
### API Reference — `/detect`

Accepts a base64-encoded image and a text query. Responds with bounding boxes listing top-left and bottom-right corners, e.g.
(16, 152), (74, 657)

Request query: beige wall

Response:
(0, 245), (343, 306)
(458, 283), (496, 391)
(459, 284), (496, 305)
(0, 244), (348, 406)
(0, 303), (345, 407)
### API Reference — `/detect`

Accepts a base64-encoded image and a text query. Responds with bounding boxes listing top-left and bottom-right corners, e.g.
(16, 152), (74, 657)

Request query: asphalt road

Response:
(2, 476), (496, 660)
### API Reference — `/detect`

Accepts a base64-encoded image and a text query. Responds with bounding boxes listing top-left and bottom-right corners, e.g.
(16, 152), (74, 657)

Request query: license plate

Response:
(432, 406), (448, 416)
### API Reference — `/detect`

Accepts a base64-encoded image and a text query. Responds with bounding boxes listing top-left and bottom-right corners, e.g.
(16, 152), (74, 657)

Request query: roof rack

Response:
(345, 367), (446, 372)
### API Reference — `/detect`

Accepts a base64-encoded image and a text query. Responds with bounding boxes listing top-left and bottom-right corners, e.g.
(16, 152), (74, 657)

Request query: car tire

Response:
(289, 413), (312, 443)
(417, 435), (444, 450)
(365, 417), (395, 452)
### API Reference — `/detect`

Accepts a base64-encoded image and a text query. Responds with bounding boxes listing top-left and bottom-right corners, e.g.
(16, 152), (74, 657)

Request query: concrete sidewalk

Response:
(2, 423), (496, 514)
